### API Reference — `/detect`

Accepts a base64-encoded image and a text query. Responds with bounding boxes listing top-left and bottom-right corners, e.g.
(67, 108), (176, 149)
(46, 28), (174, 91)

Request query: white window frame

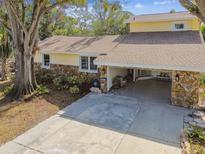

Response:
(172, 22), (186, 31)
(42, 54), (50, 69)
(79, 56), (98, 73)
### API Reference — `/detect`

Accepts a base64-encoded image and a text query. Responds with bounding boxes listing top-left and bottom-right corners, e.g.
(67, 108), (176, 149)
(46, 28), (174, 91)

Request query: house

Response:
(35, 12), (205, 107)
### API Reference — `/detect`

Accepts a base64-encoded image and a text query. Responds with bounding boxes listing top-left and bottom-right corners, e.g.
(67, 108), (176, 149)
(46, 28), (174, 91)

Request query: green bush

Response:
(53, 77), (62, 90)
(36, 69), (55, 84)
(52, 76), (69, 90)
(69, 85), (80, 95)
(200, 92), (205, 99)
(187, 126), (205, 145)
(10, 74), (15, 82)
(201, 25), (205, 40)
(36, 68), (96, 93)
(66, 75), (79, 85)
(200, 75), (205, 86)
(79, 73), (89, 84)
(36, 85), (49, 95)
(112, 76), (122, 89)
(2, 85), (13, 96)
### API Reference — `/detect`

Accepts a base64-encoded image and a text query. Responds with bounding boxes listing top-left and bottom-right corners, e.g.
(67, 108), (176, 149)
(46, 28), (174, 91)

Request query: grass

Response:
(186, 126), (205, 154)
(0, 82), (85, 145)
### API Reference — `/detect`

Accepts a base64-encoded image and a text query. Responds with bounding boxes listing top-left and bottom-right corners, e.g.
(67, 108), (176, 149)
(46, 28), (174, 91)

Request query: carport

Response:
(95, 44), (205, 107)
(107, 66), (172, 104)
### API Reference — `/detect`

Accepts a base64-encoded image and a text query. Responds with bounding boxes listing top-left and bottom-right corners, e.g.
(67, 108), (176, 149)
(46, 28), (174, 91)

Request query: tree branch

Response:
(6, 0), (28, 34)
(179, 0), (205, 22)
(42, 0), (86, 15)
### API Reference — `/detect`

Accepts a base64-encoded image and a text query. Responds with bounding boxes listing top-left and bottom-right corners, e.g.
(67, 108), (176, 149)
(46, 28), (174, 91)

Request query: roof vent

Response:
(100, 53), (107, 56)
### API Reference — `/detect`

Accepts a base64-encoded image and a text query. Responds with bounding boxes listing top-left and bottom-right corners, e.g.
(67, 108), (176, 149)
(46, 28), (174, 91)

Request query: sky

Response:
(88, 0), (187, 15)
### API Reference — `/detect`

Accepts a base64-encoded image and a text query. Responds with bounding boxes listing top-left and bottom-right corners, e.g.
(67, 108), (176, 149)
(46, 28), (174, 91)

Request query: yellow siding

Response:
(50, 53), (79, 66)
(130, 19), (200, 32)
(34, 53), (42, 63)
(190, 18), (201, 30)
(34, 53), (79, 66)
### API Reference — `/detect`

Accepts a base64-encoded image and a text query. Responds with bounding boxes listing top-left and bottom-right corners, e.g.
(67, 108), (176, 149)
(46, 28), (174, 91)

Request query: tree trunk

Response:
(1, 57), (8, 81)
(12, 48), (37, 98)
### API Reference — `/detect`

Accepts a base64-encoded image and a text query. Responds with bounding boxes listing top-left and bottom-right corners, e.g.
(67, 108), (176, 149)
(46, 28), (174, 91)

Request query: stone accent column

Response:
(171, 71), (200, 107)
(99, 66), (108, 93)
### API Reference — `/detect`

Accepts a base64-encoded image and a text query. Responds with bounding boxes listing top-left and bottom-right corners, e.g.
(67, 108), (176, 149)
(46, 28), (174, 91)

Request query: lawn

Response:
(0, 81), (83, 145)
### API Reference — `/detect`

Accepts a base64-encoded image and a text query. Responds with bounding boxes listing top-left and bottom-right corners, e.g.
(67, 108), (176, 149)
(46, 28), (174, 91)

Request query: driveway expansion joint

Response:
(12, 141), (43, 154)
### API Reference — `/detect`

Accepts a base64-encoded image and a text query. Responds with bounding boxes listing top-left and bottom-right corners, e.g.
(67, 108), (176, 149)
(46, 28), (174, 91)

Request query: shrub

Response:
(36, 69), (55, 84)
(53, 77), (62, 90)
(36, 85), (49, 95)
(69, 85), (80, 95)
(201, 25), (205, 40)
(200, 75), (205, 86)
(78, 74), (88, 85)
(10, 74), (15, 82)
(112, 76), (122, 89)
(2, 85), (13, 96)
(66, 75), (79, 85)
(78, 73), (96, 92)
(187, 126), (205, 145)
(200, 92), (205, 99)
(53, 76), (68, 90)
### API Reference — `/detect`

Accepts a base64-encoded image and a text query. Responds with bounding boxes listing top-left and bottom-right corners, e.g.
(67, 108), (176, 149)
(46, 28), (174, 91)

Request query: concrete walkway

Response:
(0, 93), (191, 154)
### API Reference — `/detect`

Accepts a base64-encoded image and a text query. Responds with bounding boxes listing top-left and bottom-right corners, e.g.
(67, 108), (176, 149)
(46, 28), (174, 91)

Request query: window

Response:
(174, 23), (184, 30)
(90, 57), (97, 70)
(43, 54), (50, 68)
(81, 56), (88, 70)
(80, 56), (97, 73)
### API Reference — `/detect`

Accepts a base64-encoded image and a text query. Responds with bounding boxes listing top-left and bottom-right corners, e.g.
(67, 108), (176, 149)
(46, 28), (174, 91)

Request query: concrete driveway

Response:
(0, 93), (191, 154)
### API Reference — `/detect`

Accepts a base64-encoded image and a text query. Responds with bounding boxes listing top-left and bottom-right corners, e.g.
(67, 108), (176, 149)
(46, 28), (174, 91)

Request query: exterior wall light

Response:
(175, 74), (180, 82)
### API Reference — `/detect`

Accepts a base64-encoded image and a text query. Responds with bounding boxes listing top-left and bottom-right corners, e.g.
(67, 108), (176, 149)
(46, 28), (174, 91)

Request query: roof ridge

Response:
(133, 11), (190, 17)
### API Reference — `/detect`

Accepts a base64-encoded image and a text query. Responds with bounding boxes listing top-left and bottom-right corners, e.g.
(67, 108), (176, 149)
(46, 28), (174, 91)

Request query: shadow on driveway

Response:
(0, 93), (192, 154)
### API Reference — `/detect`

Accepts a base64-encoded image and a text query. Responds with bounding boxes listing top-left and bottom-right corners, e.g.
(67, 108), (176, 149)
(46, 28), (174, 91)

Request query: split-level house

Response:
(35, 12), (205, 108)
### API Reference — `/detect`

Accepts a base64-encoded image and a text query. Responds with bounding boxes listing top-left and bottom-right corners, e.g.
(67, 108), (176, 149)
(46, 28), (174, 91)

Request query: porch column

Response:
(99, 66), (108, 93)
(133, 69), (136, 82)
(171, 71), (200, 107)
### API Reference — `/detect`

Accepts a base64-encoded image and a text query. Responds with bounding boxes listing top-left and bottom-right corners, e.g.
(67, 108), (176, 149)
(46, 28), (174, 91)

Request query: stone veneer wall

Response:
(99, 66), (108, 93)
(50, 64), (79, 75)
(171, 71), (200, 108)
(35, 63), (99, 79)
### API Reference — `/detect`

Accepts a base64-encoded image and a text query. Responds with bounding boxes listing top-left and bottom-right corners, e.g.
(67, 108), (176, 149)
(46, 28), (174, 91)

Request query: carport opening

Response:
(108, 67), (172, 103)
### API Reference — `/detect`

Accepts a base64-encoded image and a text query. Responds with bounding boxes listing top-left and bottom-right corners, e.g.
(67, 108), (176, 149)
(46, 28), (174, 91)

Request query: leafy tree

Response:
(67, 6), (94, 35)
(39, 7), (90, 39)
(92, 0), (131, 35)
(180, 0), (205, 22)
(39, 0), (132, 39)
(170, 9), (176, 13)
(0, 0), (86, 98)
(201, 24), (205, 40)
(0, 8), (13, 81)
(0, 30), (13, 81)
(39, 12), (53, 40)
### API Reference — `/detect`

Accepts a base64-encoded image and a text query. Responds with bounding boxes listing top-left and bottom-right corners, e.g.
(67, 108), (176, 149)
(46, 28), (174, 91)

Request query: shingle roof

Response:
(126, 12), (197, 23)
(39, 31), (203, 54)
(119, 31), (203, 44)
(39, 35), (120, 54)
(38, 31), (205, 72)
(94, 44), (205, 72)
